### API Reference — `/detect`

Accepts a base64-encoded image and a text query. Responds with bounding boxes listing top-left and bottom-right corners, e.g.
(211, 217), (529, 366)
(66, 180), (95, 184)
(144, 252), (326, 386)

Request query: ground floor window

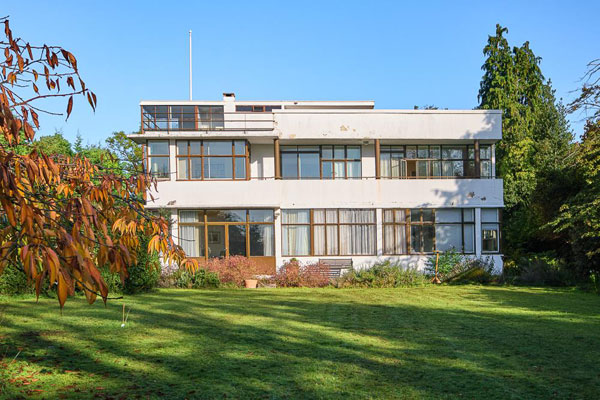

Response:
(384, 208), (475, 254)
(178, 209), (274, 259)
(282, 209), (376, 256)
(482, 208), (500, 253)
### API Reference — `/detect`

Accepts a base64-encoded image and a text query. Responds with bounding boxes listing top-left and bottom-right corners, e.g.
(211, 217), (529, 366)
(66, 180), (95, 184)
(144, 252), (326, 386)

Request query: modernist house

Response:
(130, 93), (503, 274)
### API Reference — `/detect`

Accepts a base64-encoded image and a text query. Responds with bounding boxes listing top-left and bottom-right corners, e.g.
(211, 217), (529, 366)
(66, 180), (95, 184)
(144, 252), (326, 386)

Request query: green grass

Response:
(1, 286), (599, 399)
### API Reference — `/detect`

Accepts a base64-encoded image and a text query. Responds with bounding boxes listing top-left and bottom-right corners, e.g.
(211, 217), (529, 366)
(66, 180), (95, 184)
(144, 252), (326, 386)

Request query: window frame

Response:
(145, 140), (170, 180)
(280, 145), (362, 180)
(176, 140), (249, 181)
(142, 105), (225, 131)
(481, 208), (501, 253)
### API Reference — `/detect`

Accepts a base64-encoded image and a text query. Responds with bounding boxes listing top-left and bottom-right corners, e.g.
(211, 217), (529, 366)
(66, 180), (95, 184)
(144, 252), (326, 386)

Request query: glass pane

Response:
(322, 161), (333, 179)
(334, 146), (345, 159)
(313, 209), (325, 224)
(422, 209), (434, 222)
(177, 141), (188, 155)
(481, 161), (491, 177)
(142, 106), (156, 130)
(384, 225), (395, 254)
(204, 141), (232, 155)
(395, 225), (407, 254)
(177, 158), (188, 180)
(464, 224), (475, 253)
(282, 225), (310, 256)
(281, 153), (297, 179)
(234, 158), (246, 179)
(482, 209), (499, 223)
(313, 225), (326, 255)
(436, 209), (461, 223)
(280, 146), (297, 152)
(148, 141), (169, 155)
(321, 145), (333, 159)
(482, 224), (499, 252)
(380, 153), (391, 178)
(339, 209), (374, 223)
(234, 141), (246, 155)
(435, 224), (462, 252)
(326, 209), (338, 223)
(391, 156), (403, 177)
(179, 225), (203, 257)
(442, 146), (464, 160)
(299, 153), (320, 178)
(452, 161), (464, 176)
(150, 157), (169, 178)
(410, 209), (420, 222)
(228, 225), (246, 256)
(169, 106), (182, 129)
(383, 210), (394, 223)
(465, 161), (476, 177)
(468, 147), (475, 160)
(395, 209), (406, 222)
(463, 209), (475, 222)
(326, 225), (338, 255)
(340, 225), (375, 255)
(179, 210), (199, 223)
(191, 157), (202, 179)
(334, 161), (345, 179)
(190, 141), (201, 155)
(282, 209), (310, 224)
(347, 146), (361, 159)
(298, 146), (319, 152)
(430, 146), (441, 159)
(347, 161), (361, 178)
(417, 160), (428, 177)
(481, 145), (491, 160)
(250, 224), (274, 256)
(182, 106), (195, 129)
(406, 146), (417, 159)
(207, 210), (246, 222)
(155, 106), (168, 129)
(204, 157), (233, 179)
(207, 225), (226, 258)
(418, 146), (428, 158)
(249, 210), (274, 222)
(432, 161), (441, 177)
(442, 161), (453, 177)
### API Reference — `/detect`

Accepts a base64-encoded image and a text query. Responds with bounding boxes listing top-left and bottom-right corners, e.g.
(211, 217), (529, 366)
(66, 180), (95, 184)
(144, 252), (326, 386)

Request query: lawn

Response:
(1, 286), (599, 399)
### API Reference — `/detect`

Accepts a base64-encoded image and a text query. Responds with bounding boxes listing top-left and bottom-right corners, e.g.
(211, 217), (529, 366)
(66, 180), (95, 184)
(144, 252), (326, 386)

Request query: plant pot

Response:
(244, 279), (258, 289)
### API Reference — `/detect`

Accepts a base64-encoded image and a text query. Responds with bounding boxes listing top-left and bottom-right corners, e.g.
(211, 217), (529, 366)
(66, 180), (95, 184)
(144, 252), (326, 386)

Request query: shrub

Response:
(99, 267), (124, 294)
(121, 235), (161, 294)
(336, 261), (428, 288)
(167, 268), (220, 289)
(205, 256), (259, 286)
(425, 249), (462, 279)
(0, 264), (33, 295)
(274, 260), (330, 287)
(503, 252), (575, 286)
(446, 256), (496, 284)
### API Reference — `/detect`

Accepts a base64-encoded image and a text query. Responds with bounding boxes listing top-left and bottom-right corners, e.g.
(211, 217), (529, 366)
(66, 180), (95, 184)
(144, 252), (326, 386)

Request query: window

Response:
(380, 144), (493, 178)
(142, 105), (224, 130)
(178, 209), (274, 259)
(282, 209), (376, 256)
(236, 105), (281, 112)
(383, 208), (475, 254)
(146, 140), (170, 179)
(481, 208), (500, 252)
(176, 140), (248, 180)
(281, 145), (362, 179)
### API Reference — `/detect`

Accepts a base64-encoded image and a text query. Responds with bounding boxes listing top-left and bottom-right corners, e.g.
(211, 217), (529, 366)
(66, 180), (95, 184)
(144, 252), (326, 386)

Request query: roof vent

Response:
(223, 92), (235, 101)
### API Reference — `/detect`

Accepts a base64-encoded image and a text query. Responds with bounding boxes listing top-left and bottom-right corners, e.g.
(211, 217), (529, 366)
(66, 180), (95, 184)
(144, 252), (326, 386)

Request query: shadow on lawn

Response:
(1, 288), (600, 399)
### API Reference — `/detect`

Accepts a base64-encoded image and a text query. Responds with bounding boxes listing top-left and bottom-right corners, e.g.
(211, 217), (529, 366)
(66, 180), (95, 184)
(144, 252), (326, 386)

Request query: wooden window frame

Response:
(175, 140), (249, 181)
(145, 140), (170, 180)
(141, 105), (225, 131)
(279, 145), (362, 180)
(281, 208), (376, 257)
(178, 209), (275, 260)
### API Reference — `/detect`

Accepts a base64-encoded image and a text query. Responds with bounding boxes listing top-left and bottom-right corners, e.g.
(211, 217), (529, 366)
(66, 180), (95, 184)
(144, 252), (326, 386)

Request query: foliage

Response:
(502, 252), (575, 287)
(568, 58), (600, 124)
(34, 132), (73, 156)
(0, 18), (194, 308)
(424, 249), (462, 278)
(120, 234), (161, 294)
(105, 130), (144, 176)
(444, 256), (496, 284)
(274, 260), (330, 288)
(336, 261), (428, 288)
(204, 256), (259, 286)
(166, 268), (221, 289)
(0, 264), (33, 295)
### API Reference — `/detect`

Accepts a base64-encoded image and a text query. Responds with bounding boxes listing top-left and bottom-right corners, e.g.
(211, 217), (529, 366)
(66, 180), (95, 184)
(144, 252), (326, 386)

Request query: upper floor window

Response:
(142, 105), (224, 131)
(482, 208), (500, 253)
(146, 140), (170, 179)
(236, 105), (281, 112)
(281, 145), (361, 179)
(176, 140), (248, 180)
(380, 144), (492, 179)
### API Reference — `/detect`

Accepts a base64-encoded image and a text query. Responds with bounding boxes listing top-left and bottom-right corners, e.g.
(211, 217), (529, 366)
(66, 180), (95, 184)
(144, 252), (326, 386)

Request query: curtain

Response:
(282, 226), (309, 256)
(314, 226), (325, 255)
(180, 225), (198, 257)
(339, 209), (375, 255)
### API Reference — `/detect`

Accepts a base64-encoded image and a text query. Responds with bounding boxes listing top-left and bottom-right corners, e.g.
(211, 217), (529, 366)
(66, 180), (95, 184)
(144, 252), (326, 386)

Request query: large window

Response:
(380, 145), (492, 178)
(176, 140), (248, 180)
(178, 209), (274, 259)
(236, 105), (281, 112)
(142, 105), (224, 131)
(282, 209), (376, 256)
(481, 208), (500, 253)
(146, 140), (170, 179)
(384, 208), (475, 254)
(281, 145), (361, 179)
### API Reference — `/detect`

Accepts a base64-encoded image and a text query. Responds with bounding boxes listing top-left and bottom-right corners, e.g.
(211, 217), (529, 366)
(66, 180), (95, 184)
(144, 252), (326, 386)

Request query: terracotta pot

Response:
(244, 279), (258, 289)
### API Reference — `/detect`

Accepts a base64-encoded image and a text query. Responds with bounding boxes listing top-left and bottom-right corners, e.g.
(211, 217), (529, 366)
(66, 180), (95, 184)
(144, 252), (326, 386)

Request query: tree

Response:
(35, 131), (73, 156)
(105, 130), (143, 176)
(478, 25), (573, 258)
(568, 59), (600, 124)
(0, 17), (195, 308)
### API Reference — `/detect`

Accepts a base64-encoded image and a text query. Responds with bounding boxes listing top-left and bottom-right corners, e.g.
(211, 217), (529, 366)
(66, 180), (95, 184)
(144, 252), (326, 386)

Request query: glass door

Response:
(207, 225), (226, 258)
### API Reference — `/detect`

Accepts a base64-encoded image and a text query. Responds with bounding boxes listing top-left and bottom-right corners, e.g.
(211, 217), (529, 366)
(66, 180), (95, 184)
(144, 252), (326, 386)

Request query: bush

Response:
(170, 268), (220, 289)
(425, 249), (462, 279)
(445, 256), (496, 284)
(0, 264), (33, 295)
(205, 256), (259, 286)
(503, 252), (575, 286)
(274, 260), (330, 287)
(336, 261), (428, 288)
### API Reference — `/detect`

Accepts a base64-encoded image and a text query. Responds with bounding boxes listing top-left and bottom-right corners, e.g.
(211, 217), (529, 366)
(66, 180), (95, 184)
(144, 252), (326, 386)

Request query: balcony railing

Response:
(141, 105), (275, 132)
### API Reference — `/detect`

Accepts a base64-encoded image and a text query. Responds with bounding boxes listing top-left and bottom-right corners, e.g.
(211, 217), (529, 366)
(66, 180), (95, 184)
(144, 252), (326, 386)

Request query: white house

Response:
(129, 93), (503, 274)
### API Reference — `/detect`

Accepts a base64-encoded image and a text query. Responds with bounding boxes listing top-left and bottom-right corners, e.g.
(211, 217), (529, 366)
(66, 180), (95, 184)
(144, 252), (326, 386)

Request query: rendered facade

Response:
(130, 93), (504, 274)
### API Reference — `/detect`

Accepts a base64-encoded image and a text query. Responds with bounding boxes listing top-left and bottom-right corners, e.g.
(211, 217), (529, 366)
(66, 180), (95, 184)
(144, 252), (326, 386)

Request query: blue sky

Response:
(4, 0), (599, 143)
